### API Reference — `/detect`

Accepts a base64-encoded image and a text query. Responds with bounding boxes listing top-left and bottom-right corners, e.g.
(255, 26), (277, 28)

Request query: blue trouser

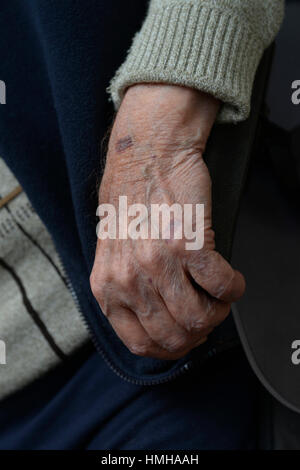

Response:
(0, 345), (258, 449)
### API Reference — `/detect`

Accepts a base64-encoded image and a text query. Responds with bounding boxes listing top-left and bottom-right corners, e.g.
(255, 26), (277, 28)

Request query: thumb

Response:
(186, 250), (246, 303)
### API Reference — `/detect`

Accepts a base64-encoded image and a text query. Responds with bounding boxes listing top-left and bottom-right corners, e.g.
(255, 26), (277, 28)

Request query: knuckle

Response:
(186, 308), (216, 332)
(136, 306), (154, 320)
(128, 342), (151, 357)
(163, 334), (188, 353)
(186, 317), (207, 333)
(185, 302), (215, 332)
(116, 271), (134, 290)
(138, 247), (162, 270)
(90, 270), (112, 316)
(190, 301), (230, 331)
(166, 237), (185, 254)
(89, 271), (105, 300)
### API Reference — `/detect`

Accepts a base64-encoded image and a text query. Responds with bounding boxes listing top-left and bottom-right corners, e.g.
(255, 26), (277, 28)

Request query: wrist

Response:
(118, 84), (219, 153)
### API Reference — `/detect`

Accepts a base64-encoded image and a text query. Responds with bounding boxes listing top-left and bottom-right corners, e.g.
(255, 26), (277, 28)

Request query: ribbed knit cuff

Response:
(108, 0), (266, 123)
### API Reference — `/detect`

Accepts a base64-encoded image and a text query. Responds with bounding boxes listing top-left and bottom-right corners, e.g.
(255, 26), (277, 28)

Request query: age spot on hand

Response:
(115, 135), (133, 153)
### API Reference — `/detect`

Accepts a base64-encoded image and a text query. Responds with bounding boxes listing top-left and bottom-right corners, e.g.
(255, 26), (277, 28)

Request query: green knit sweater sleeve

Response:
(108, 0), (284, 123)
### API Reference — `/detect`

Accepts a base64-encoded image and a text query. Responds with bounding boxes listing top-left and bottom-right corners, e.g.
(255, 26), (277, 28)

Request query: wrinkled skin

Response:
(90, 84), (245, 360)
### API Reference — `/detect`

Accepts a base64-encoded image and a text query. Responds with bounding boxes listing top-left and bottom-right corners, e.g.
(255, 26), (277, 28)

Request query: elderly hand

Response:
(90, 84), (245, 360)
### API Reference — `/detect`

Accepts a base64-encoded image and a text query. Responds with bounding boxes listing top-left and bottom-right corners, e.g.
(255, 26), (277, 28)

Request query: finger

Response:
(106, 304), (193, 360)
(106, 304), (158, 356)
(129, 279), (207, 355)
(186, 250), (245, 303)
(159, 263), (230, 333)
